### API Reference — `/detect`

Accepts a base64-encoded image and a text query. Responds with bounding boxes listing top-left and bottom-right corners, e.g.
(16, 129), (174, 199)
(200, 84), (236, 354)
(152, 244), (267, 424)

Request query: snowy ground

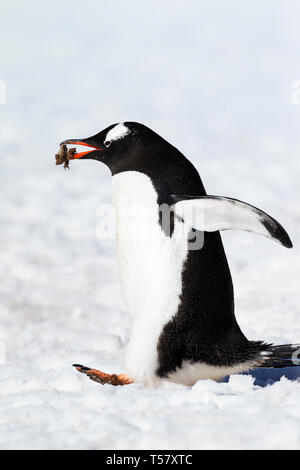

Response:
(1, 0), (300, 450)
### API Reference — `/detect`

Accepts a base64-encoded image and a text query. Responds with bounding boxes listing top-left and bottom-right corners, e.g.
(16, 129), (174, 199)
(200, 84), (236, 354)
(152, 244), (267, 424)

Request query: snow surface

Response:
(1, 0), (300, 450)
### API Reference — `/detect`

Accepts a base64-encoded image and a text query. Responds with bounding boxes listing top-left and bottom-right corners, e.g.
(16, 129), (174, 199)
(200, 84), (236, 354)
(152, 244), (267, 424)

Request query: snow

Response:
(1, 0), (300, 450)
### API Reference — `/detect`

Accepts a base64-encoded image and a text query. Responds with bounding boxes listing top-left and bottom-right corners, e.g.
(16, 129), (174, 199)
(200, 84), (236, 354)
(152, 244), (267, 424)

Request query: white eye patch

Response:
(105, 123), (130, 143)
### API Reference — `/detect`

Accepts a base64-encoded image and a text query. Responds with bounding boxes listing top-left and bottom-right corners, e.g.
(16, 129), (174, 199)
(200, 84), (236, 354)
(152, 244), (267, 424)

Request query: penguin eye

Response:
(104, 140), (111, 148)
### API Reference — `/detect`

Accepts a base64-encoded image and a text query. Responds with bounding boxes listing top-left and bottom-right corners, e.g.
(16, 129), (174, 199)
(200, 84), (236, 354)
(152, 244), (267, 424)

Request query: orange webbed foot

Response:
(73, 364), (133, 386)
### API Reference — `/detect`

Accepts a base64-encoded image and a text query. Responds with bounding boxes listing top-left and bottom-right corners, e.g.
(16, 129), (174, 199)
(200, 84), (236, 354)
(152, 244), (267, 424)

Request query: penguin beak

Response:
(60, 138), (102, 159)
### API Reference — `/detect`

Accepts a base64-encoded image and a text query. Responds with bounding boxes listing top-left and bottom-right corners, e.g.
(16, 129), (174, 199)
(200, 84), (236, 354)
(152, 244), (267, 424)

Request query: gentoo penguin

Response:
(59, 122), (298, 387)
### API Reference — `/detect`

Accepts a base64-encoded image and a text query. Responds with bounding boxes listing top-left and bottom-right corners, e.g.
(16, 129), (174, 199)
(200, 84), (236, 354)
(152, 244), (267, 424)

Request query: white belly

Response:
(112, 171), (189, 386)
(167, 360), (256, 386)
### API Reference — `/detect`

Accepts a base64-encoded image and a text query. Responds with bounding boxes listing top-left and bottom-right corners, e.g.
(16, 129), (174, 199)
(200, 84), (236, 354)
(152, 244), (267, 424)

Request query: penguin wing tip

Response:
(279, 231), (293, 249)
(285, 239), (293, 249)
(261, 216), (293, 249)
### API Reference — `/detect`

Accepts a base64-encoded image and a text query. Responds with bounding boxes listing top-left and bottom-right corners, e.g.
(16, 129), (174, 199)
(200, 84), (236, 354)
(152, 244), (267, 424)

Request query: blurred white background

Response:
(0, 0), (300, 450)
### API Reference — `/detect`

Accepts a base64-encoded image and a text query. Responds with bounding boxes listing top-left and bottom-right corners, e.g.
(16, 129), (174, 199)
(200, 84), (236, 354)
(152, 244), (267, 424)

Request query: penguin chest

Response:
(112, 171), (189, 384)
(112, 171), (189, 318)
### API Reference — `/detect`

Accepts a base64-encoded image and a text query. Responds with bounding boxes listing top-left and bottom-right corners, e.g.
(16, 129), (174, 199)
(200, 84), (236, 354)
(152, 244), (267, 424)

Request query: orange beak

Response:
(60, 140), (102, 159)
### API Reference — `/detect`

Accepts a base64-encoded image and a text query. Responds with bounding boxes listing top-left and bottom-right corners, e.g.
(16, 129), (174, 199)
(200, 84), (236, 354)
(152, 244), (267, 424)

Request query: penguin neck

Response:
(110, 147), (206, 203)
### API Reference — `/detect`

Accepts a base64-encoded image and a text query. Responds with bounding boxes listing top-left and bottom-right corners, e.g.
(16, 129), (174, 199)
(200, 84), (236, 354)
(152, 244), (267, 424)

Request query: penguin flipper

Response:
(172, 195), (293, 248)
(73, 364), (133, 386)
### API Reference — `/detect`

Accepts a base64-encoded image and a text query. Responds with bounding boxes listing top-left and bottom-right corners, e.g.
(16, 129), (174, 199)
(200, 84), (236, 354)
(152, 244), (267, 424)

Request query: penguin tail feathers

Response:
(257, 343), (300, 369)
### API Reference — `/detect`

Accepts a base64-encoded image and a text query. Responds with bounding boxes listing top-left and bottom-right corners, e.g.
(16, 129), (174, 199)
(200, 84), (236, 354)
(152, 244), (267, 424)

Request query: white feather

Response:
(174, 197), (273, 239)
(112, 171), (190, 386)
(167, 360), (257, 386)
(105, 123), (130, 142)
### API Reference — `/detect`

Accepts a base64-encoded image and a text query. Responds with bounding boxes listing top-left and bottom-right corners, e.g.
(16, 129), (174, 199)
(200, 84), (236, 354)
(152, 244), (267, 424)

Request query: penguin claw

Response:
(72, 364), (133, 386)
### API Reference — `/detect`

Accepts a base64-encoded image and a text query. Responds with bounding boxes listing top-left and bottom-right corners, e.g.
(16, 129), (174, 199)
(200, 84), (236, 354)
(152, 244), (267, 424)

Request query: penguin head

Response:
(61, 122), (171, 175)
